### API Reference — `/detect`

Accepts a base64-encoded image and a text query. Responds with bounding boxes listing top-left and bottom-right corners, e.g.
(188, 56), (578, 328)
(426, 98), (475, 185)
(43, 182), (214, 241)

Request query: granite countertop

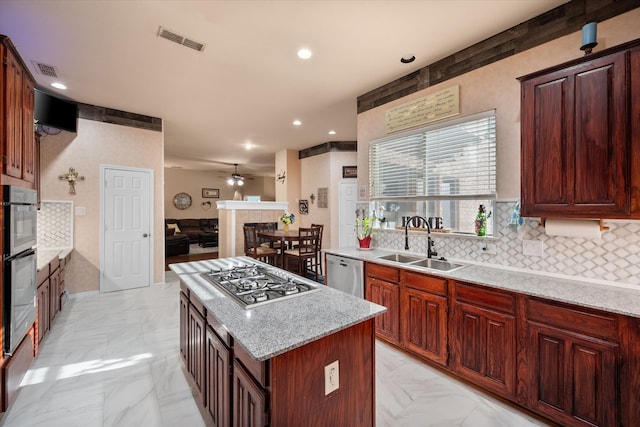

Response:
(37, 248), (73, 271)
(170, 257), (386, 362)
(324, 247), (640, 319)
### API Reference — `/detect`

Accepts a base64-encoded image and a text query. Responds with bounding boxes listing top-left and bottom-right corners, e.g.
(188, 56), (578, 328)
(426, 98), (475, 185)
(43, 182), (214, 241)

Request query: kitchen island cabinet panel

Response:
(269, 319), (374, 427)
(451, 282), (516, 399)
(205, 326), (230, 427)
(188, 302), (206, 399)
(233, 360), (266, 427)
(179, 291), (188, 363)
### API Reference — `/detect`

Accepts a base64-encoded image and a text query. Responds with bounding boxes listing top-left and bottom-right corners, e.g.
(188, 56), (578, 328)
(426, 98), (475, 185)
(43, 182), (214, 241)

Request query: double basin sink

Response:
(377, 253), (467, 272)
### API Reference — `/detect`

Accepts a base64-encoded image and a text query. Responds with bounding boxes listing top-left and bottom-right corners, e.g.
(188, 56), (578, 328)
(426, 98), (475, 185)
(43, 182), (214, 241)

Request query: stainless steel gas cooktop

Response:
(201, 264), (320, 309)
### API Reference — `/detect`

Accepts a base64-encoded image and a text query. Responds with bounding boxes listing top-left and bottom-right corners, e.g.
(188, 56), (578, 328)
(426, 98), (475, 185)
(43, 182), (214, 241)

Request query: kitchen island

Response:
(170, 257), (386, 427)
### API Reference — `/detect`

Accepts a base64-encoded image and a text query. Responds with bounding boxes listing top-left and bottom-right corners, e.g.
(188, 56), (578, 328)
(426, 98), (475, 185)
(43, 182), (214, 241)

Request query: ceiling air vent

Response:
(31, 61), (59, 78)
(157, 26), (206, 52)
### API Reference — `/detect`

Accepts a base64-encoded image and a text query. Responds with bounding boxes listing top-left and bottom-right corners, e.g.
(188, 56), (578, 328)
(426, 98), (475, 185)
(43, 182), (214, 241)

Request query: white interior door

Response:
(101, 166), (153, 293)
(339, 182), (357, 248)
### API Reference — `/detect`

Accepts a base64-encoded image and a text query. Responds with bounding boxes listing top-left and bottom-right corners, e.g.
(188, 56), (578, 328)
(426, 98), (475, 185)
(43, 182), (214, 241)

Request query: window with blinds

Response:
(370, 110), (496, 200)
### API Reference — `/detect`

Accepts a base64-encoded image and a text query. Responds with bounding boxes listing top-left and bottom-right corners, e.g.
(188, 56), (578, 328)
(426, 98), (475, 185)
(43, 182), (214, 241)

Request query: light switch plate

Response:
(522, 239), (544, 257)
(324, 360), (339, 395)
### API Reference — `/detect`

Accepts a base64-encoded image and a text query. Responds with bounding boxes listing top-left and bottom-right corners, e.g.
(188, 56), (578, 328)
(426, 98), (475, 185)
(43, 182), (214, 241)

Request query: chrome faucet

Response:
(404, 215), (437, 258)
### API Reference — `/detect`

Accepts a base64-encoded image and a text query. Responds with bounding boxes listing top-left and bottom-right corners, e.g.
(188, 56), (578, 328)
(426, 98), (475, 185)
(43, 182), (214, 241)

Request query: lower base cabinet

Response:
(401, 271), (448, 366)
(206, 326), (230, 426)
(526, 299), (620, 427)
(450, 282), (516, 399)
(180, 288), (376, 427)
(362, 261), (636, 427)
(232, 360), (266, 427)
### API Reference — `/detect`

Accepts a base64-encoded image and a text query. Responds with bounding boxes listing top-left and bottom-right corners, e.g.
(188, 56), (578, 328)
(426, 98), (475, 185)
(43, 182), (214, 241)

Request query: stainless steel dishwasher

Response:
(325, 254), (364, 298)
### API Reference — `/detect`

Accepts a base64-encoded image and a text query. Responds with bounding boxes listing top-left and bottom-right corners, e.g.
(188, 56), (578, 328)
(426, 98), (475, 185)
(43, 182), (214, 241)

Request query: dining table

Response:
(257, 229), (300, 267)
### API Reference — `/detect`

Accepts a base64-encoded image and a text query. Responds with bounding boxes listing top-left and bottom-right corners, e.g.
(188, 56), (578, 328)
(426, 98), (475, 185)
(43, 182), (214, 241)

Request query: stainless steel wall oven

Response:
(2, 185), (37, 355)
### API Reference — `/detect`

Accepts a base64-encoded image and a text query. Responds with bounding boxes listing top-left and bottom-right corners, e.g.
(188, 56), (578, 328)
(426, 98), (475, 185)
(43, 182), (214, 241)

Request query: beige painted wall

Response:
(357, 9), (640, 200)
(300, 151), (357, 250)
(40, 118), (165, 293)
(164, 168), (275, 219)
(275, 149), (301, 207)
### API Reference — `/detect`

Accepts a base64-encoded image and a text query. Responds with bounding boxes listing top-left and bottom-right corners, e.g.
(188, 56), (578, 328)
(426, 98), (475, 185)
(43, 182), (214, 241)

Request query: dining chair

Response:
(256, 222), (277, 247)
(283, 227), (320, 278)
(310, 223), (324, 279)
(243, 226), (278, 265)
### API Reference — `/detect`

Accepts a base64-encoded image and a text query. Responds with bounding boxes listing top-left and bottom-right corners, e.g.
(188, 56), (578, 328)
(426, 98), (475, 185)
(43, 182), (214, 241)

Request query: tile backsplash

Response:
(38, 200), (74, 248)
(372, 201), (640, 287)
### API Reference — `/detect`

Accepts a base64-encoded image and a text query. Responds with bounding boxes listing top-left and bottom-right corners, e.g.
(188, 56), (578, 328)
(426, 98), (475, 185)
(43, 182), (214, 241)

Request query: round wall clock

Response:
(173, 192), (192, 210)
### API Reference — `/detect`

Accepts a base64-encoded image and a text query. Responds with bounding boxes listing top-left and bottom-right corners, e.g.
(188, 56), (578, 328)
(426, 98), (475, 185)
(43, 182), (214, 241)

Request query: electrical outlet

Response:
(324, 360), (339, 395)
(522, 239), (544, 257)
(481, 242), (497, 255)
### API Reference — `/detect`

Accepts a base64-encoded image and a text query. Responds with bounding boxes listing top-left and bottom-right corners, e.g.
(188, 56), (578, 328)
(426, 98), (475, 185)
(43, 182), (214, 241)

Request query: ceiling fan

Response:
(227, 164), (245, 186)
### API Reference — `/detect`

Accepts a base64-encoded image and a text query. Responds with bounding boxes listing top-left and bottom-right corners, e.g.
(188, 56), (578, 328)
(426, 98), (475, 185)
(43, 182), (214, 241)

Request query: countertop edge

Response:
(324, 248), (640, 318)
(173, 257), (386, 361)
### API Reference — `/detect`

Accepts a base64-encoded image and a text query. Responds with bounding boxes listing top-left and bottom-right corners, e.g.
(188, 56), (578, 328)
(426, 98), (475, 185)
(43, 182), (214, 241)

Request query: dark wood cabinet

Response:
(233, 360), (266, 427)
(1, 35), (36, 186)
(180, 283), (377, 427)
(21, 75), (34, 182)
(401, 271), (448, 366)
(365, 263), (400, 344)
(36, 278), (50, 344)
(525, 299), (620, 427)
(451, 282), (516, 399)
(3, 42), (23, 179)
(188, 301), (206, 397)
(205, 326), (230, 427)
(519, 39), (640, 219)
(49, 267), (60, 325)
(179, 291), (188, 363)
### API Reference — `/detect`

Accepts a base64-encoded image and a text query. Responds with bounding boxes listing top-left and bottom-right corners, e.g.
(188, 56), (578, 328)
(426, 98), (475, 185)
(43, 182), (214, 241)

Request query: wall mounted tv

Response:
(34, 89), (78, 133)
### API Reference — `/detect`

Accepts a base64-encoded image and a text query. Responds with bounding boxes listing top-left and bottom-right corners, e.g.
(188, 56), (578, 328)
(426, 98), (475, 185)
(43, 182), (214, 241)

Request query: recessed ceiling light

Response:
(293, 120), (302, 126)
(51, 82), (67, 90)
(328, 130), (336, 135)
(297, 48), (312, 59)
(400, 55), (416, 64)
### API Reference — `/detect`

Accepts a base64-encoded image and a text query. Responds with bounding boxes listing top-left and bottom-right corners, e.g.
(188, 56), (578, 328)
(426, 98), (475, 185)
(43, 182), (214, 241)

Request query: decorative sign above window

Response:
(385, 85), (460, 134)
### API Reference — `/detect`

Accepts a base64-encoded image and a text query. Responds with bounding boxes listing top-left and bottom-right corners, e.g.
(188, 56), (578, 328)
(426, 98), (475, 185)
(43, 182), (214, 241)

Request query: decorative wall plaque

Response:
(385, 85), (460, 134)
(318, 187), (328, 208)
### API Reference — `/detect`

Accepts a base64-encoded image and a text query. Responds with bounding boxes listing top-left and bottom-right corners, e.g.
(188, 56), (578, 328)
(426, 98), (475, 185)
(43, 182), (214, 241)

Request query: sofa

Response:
(165, 226), (190, 257)
(166, 218), (219, 244)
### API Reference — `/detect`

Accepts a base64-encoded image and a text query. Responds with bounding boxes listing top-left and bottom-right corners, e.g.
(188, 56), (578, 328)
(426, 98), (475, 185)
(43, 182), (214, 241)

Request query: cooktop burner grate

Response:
(201, 264), (320, 309)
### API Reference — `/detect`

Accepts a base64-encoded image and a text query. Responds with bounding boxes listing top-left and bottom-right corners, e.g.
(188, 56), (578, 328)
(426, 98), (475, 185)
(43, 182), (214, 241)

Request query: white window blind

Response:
(370, 110), (496, 200)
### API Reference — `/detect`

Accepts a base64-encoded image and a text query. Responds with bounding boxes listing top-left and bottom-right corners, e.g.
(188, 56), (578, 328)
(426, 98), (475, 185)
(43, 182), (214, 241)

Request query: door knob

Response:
(143, 233), (149, 237)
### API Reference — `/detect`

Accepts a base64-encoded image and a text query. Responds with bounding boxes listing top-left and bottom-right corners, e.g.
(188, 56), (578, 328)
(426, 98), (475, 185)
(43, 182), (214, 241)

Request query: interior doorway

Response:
(100, 165), (154, 292)
(338, 182), (358, 248)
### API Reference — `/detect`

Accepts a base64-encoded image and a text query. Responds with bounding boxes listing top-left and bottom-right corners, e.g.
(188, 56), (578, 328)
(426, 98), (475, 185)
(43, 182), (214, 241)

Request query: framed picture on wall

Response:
(342, 166), (357, 178)
(202, 188), (220, 198)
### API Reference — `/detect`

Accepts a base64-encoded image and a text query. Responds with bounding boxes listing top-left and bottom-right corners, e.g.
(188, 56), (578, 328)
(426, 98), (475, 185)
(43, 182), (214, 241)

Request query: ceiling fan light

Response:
(237, 180), (244, 186)
(227, 178), (234, 185)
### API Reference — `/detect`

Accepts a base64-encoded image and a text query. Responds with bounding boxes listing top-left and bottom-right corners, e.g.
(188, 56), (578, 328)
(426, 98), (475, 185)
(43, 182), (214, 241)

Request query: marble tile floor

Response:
(1, 272), (550, 427)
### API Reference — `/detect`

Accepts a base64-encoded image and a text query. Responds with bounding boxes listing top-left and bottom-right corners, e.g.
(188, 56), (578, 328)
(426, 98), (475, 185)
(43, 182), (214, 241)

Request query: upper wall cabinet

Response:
(1, 35), (36, 187)
(518, 38), (640, 219)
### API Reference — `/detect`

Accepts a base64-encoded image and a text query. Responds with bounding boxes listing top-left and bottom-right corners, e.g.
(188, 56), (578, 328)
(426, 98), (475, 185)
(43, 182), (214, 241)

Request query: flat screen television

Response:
(34, 89), (78, 133)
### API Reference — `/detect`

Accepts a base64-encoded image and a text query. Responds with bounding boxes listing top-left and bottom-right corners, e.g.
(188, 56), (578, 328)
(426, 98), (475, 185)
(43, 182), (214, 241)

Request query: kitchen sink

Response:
(409, 258), (466, 272)
(377, 253), (467, 272)
(377, 253), (425, 263)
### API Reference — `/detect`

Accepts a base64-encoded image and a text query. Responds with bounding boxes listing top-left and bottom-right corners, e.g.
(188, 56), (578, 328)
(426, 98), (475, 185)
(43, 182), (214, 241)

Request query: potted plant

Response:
(355, 209), (374, 248)
(279, 211), (295, 232)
